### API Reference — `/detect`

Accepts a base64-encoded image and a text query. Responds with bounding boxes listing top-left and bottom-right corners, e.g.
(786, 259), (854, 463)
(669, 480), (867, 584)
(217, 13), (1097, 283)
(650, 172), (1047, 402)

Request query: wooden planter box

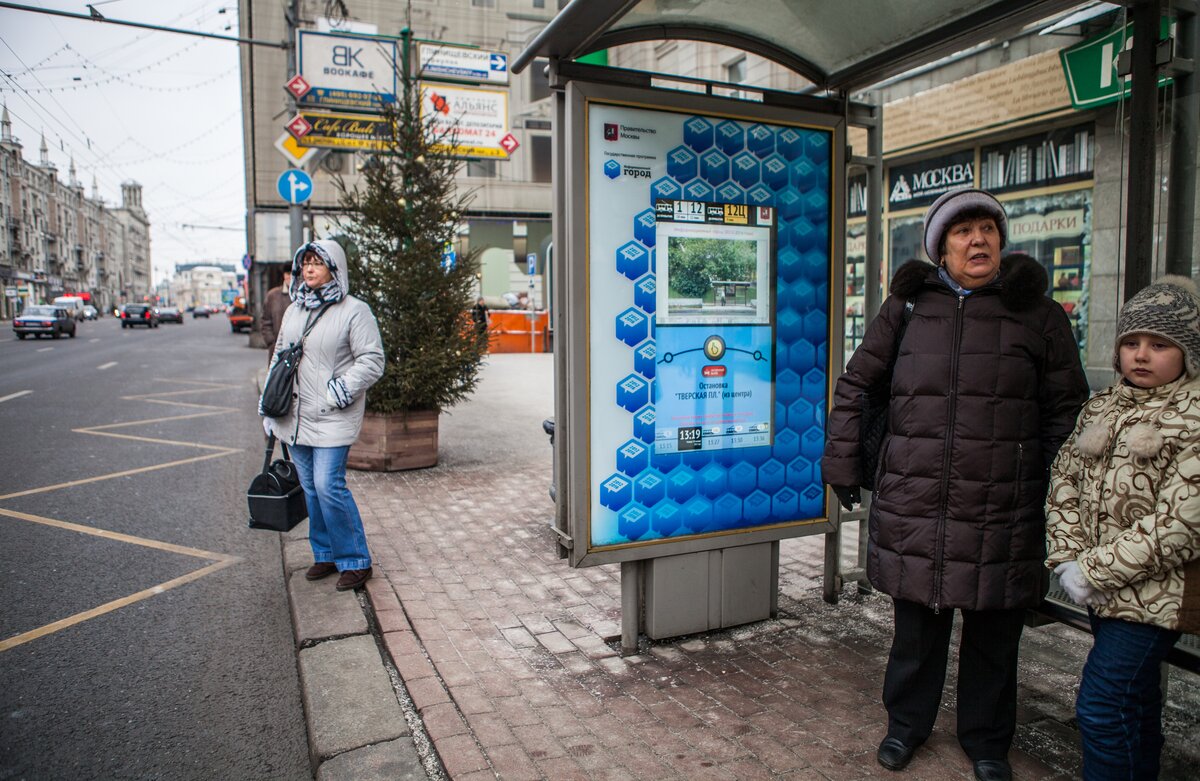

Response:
(348, 409), (439, 471)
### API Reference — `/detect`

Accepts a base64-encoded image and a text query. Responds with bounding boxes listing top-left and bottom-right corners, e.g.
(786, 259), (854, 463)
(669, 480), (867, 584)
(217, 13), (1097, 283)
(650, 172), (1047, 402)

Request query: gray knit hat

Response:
(922, 188), (1008, 263)
(1113, 275), (1200, 378)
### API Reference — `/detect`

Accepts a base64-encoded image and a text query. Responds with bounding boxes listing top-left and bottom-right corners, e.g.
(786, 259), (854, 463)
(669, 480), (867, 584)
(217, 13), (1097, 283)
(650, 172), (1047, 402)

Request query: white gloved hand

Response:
(1054, 561), (1109, 607)
(262, 417), (272, 436)
(326, 386), (339, 407)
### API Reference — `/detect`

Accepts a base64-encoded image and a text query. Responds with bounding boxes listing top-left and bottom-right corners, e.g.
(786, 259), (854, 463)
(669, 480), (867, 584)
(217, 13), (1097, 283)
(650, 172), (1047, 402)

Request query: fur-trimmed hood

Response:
(890, 252), (1048, 311)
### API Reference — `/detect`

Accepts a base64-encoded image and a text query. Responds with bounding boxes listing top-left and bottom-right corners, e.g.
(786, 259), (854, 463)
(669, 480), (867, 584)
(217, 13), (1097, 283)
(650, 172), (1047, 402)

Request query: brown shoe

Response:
(305, 562), (337, 581)
(335, 567), (372, 591)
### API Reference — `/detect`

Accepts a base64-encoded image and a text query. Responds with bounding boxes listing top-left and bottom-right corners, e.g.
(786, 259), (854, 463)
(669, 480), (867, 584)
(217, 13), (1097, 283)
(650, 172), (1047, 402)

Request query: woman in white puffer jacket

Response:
(264, 239), (384, 591)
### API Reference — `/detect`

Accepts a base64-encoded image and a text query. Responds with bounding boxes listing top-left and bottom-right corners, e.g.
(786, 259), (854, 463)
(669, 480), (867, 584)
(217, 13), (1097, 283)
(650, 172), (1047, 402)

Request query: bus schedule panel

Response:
(653, 199), (776, 455)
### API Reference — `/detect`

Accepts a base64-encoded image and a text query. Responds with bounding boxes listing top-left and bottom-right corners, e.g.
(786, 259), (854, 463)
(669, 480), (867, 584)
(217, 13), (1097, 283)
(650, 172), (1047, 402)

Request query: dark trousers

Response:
(1076, 612), (1180, 781)
(883, 598), (1027, 760)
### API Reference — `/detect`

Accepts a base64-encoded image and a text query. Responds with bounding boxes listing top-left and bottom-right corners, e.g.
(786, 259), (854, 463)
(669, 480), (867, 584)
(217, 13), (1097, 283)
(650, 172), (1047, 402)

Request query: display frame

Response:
(562, 79), (846, 567)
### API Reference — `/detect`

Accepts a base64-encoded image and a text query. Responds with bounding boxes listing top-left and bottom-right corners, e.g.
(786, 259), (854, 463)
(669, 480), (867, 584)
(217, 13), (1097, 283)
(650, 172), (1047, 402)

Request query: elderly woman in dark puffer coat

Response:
(822, 189), (1089, 781)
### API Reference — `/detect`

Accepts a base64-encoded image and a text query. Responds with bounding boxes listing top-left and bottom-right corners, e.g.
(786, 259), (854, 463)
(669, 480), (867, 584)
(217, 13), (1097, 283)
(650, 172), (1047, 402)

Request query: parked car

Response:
(121, 303), (158, 328)
(158, 306), (184, 324)
(192, 306), (210, 319)
(82, 305), (99, 320)
(14, 305), (77, 339)
(52, 295), (87, 321)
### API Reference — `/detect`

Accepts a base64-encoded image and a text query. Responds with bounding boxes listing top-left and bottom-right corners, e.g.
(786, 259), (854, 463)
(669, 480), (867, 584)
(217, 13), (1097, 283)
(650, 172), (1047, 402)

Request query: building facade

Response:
(169, 262), (240, 309)
(239, 0), (566, 343)
(0, 106), (152, 319)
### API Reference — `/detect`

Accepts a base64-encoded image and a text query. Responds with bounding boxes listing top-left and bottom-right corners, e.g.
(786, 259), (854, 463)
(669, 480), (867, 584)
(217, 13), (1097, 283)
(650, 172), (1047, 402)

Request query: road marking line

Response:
(0, 450), (240, 501)
(78, 430), (237, 451)
(0, 557), (240, 653)
(89, 338), (100, 343)
(0, 507), (241, 561)
(76, 409), (232, 432)
(36, 347), (53, 352)
(0, 372), (253, 652)
(97, 361), (117, 370)
(0, 390), (32, 404)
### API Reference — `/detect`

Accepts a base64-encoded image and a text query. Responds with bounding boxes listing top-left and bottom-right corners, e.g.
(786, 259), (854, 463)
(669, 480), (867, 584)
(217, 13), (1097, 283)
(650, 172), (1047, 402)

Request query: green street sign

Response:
(1060, 19), (1173, 110)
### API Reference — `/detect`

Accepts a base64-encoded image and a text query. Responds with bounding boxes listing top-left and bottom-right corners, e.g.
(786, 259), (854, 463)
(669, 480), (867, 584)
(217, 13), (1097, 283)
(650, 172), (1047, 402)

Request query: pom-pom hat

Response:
(1112, 275), (1200, 379)
(922, 188), (1008, 263)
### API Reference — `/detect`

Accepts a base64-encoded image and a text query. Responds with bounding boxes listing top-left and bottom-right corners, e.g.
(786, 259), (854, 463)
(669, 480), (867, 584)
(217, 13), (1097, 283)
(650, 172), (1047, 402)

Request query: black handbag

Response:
(859, 298), (914, 492)
(247, 434), (308, 532)
(260, 305), (330, 419)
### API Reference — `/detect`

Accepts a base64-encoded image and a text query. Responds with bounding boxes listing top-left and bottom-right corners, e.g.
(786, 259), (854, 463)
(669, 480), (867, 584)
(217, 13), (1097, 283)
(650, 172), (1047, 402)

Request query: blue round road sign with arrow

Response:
(277, 169), (313, 204)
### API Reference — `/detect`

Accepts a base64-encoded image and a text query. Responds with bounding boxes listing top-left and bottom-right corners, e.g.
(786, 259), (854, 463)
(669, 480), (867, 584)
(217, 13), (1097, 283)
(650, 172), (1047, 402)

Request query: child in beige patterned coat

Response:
(1046, 276), (1200, 780)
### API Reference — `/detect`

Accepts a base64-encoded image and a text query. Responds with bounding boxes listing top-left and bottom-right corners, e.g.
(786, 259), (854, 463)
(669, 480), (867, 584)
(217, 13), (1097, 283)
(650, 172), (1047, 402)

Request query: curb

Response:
(278, 515), (443, 780)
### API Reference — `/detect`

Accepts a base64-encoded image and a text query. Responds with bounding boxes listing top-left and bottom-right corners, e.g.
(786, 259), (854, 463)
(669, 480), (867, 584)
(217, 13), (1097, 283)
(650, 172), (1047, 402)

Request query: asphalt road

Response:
(0, 313), (310, 780)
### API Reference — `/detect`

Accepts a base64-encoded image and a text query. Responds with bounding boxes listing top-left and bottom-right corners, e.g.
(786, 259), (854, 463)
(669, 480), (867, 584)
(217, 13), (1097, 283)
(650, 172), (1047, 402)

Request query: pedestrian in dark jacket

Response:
(261, 269), (291, 361)
(822, 188), (1089, 781)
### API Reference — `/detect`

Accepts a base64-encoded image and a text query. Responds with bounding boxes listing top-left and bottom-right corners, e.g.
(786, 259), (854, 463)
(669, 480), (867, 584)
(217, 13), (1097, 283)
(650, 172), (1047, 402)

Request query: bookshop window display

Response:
(1002, 188), (1092, 350)
(844, 221), (866, 359)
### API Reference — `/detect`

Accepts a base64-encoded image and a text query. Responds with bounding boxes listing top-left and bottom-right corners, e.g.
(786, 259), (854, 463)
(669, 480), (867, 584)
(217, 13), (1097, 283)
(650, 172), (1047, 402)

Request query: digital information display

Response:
(653, 199), (776, 455)
(584, 99), (834, 551)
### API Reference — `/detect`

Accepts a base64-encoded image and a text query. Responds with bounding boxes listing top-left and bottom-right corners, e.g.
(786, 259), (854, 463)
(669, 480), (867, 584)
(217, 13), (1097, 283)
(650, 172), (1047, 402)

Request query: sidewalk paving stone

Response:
(346, 355), (1199, 780)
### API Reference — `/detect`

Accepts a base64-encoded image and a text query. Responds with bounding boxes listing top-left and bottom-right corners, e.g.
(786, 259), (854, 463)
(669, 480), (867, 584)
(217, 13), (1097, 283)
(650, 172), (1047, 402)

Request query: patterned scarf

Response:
(295, 278), (342, 310)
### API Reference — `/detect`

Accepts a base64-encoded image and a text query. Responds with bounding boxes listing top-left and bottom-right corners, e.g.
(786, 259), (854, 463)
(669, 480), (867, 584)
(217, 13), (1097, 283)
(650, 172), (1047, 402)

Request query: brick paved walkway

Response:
(350, 354), (1199, 780)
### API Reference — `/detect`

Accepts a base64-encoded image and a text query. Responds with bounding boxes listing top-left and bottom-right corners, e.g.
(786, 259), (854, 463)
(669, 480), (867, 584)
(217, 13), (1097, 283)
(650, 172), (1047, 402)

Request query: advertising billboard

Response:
(578, 94), (840, 559)
(419, 83), (511, 159)
(297, 31), (398, 111)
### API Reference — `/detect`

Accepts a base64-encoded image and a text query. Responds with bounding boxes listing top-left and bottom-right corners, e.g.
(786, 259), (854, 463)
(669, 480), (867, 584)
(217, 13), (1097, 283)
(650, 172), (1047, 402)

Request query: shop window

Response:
(530, 136), (552, 183)
(466, 159), (497, 178)
(844, 222), (867, 361)
(1002, 188), (1092, 351)
(888, 215), (925, 275)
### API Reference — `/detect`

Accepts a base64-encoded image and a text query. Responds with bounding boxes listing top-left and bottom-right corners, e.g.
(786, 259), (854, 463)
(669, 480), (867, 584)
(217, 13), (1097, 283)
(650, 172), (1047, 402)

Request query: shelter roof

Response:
(513, 0), (1084, 90)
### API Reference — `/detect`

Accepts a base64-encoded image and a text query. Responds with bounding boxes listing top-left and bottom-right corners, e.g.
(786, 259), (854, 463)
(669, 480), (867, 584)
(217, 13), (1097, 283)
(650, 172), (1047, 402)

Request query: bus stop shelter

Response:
(513, 0), (1194, 653)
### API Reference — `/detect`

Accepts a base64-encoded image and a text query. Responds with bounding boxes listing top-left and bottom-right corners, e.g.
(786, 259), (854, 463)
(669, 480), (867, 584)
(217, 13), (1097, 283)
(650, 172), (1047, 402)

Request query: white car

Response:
(52, 296), (86, 321)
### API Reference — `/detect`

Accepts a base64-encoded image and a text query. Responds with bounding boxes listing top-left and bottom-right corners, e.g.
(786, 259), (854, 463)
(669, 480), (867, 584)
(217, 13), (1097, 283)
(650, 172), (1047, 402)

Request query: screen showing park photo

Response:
(652, 200), (777, 455)
(657, 219), (772, 326)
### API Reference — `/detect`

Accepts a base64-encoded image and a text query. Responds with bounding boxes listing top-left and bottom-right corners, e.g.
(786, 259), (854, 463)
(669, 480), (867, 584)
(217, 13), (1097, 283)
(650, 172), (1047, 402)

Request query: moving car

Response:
(14, 305), (77, 339)
(121, 303), (159, 328)
(82, 305), (99, 320)
(52, 295), (86, 321)
(158, 306), (184, 324)
(192, 306), (210, 319)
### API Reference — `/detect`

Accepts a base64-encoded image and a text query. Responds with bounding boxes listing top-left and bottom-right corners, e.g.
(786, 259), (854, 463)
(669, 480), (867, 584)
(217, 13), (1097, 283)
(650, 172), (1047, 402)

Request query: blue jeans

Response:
(289, 444), (371, 571)
(1076, 612), (1181, 781)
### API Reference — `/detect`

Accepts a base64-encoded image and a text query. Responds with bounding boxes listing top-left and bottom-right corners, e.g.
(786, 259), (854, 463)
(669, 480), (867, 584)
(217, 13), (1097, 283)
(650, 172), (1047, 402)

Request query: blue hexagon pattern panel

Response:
(588, 103), (833, 550)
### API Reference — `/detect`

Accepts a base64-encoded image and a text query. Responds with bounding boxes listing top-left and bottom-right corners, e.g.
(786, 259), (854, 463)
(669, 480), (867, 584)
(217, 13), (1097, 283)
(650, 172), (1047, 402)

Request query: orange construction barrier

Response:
(487, 310), (550, 353)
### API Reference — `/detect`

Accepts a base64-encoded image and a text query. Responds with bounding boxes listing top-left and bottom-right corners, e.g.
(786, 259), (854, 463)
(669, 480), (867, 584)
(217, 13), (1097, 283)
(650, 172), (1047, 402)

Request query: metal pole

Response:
(1166, 7), (1198, 277)
(1124, 0), (1163, 299)
(864, 96), (883, 320)
(287, 0), (303, 254)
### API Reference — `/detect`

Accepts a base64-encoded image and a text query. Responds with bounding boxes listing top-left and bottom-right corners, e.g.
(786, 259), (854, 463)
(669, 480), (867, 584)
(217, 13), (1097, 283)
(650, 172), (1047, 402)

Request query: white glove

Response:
(262, 417), (272, 436)
(1054, 561), (1109, 607)
(326, 386), (339, 407)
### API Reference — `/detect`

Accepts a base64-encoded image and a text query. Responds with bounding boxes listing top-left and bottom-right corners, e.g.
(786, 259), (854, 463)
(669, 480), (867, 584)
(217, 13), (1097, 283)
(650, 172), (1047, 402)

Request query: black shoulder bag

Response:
(260, 305), (329, 419)
(247, 434), (308, 531)
(859, 298), (915, 491)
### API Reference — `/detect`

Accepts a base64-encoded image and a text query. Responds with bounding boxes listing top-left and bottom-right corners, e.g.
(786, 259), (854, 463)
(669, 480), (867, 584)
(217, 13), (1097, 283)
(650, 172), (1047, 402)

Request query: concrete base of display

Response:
(637, 541), (779, 644)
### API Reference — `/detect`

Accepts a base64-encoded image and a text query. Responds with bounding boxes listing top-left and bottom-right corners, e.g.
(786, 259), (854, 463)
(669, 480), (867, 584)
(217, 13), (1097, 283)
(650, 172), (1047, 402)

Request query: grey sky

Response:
(0, 0), (247, 285)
